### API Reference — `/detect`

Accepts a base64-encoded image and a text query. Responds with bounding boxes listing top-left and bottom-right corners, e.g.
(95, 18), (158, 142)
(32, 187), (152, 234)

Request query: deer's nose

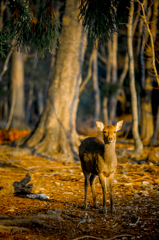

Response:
(108, 137), (113, 141)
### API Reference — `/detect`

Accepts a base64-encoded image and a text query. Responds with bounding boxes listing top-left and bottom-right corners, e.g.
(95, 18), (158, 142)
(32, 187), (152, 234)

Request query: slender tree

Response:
(138, 0), (159, 143)
(6, 48), (27, 130)
(92, 40), (100, 125)
(127, 0), (143, 157)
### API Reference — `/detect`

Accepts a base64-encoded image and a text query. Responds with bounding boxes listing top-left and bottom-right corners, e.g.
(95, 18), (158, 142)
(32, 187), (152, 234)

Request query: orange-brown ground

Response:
(0, 131), (159, 240)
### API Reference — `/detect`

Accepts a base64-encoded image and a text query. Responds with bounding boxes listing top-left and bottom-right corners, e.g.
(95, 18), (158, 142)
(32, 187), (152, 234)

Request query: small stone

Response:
(54, 182), (60, 186)
(147, 153), (159, 163)
(67, 169), (73, 173)
(87, 218), (91, 223)
(155, 152), (159, 158)
(142, 190), (149, 196)
(134, 205), (139, 210)
(149, 162), (153, 166)
(127, 160), (137, 165)
(134, 193), (140, 198)
(142, 181), (150, 185)
(27, 193), (49, 200)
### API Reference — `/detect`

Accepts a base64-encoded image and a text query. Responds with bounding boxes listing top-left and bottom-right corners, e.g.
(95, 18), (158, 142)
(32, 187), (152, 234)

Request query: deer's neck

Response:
(104, 142), (116, 160)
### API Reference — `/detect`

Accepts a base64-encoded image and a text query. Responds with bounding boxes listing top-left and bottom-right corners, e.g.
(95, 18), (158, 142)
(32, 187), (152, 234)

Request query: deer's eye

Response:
(114, 131), (116, 133)
(103, 131), (107, 134)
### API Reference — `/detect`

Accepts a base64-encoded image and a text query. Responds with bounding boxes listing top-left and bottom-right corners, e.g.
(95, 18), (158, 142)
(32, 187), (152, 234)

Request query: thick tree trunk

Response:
(8, 49), (27, 130)
(26, 83), (34, 123)
(22, 0), (87, 158)
(36, 88), (44, 117)
(127, 0), (143, 157)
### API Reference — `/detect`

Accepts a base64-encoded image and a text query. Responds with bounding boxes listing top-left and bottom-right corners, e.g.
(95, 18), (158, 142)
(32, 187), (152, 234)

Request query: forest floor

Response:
(0, 128), (159, 240)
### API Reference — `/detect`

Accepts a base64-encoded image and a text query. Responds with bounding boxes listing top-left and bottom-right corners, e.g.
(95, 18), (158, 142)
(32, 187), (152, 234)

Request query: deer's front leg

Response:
(107, 173), (116, 213)
(98, 173), (107, 214)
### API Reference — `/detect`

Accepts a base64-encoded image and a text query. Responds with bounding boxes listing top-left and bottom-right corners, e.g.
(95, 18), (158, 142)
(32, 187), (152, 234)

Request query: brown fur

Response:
(79, 120), (123, 214)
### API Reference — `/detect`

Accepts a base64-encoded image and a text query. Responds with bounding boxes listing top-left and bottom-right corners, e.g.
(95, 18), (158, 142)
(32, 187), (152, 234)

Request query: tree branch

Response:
(0, 50), (13, 82)
(79, 45), (96, 95)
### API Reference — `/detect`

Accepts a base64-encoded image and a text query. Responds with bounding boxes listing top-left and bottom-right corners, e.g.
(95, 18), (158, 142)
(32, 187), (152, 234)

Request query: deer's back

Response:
(79, 137), (104, 175)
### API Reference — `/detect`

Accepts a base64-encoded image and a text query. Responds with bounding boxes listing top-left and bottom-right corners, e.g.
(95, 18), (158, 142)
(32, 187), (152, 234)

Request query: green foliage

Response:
(79, 0), (129, 42)
(0, 0), (61, 58)
(33, 5), (61, 58)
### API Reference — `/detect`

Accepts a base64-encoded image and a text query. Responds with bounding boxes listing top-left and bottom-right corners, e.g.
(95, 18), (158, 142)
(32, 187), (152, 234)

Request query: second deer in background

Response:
(79, 120), (123, 215)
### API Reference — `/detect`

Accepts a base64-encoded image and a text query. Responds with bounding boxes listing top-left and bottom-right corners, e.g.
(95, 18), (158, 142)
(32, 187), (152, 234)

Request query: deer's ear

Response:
(115, 120), (123, 132)
(96, 120), (105, 131)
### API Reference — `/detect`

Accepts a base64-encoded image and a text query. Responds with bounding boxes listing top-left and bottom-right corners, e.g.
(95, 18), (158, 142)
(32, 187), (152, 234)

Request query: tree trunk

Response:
(103, 39), (112, 125)
(8, 49), (27, 130)
(26, 83), (34, 123)
(22, 0), (87, 159)
(150, 106), (159, 145)
(93, 41), (100, 126)
(140, 75), (153, 142)
(127, 0), (143, 157)
(109, 32), (118, 125)
(36, 87), (44, 117)
(140, 0), (158, 143)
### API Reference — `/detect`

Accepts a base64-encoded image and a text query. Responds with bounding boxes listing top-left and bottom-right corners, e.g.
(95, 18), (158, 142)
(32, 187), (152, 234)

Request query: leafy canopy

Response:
(0, 0), (129, 58)
(79, 0), (129, 42)
(0, 0), (61, 58)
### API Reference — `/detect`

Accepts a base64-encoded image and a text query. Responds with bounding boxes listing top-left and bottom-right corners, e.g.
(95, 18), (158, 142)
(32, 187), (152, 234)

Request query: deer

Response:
(79, 120), (123, 215)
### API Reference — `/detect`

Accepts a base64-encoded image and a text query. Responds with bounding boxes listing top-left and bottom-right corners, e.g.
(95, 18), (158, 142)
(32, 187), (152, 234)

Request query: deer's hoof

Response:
(103, 207), (107, 215)
(111, 207), (116, 214)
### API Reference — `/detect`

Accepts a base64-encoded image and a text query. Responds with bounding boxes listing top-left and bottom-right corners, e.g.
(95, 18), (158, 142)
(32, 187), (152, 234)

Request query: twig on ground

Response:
(72, 234), (133, 240)
(77, 218), (87, 228)
(0, 218), (66, 231)
(129, 216), (140, 227)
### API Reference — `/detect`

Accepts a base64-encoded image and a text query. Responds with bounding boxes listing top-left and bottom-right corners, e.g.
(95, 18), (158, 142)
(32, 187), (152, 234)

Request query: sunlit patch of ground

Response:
(0, 133), (159, 239)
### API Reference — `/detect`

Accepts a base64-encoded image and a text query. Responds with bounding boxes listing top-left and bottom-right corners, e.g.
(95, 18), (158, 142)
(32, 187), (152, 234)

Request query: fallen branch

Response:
(0, 225), (30, 233)
(0, 218), (66, 231)
(77, 218), (86, 228)
(129, 216), (140, 227)
(72, 234), (132, 240)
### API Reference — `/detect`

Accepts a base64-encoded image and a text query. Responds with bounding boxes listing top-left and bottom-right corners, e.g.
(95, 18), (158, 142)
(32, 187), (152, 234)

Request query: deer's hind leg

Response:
(83, 171), (90, 209)
(90, 174), (97, 208)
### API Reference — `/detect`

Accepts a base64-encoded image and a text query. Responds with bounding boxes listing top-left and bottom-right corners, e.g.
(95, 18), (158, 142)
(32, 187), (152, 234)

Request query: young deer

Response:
(79, 120), (123, 214)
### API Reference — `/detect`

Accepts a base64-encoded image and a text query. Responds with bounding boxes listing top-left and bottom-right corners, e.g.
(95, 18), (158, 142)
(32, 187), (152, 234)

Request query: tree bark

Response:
(103, 40), (111, 125)
(150, 106), (159, 145)
(127, 0), (143, 157)
(22, 0), (87, 159)
(140, 0), (158, 143)
(92, 40), (100, 126)
(109, 32), (118, 125)
(36, 87), (44, 117)
(8, 48), (27, 130)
